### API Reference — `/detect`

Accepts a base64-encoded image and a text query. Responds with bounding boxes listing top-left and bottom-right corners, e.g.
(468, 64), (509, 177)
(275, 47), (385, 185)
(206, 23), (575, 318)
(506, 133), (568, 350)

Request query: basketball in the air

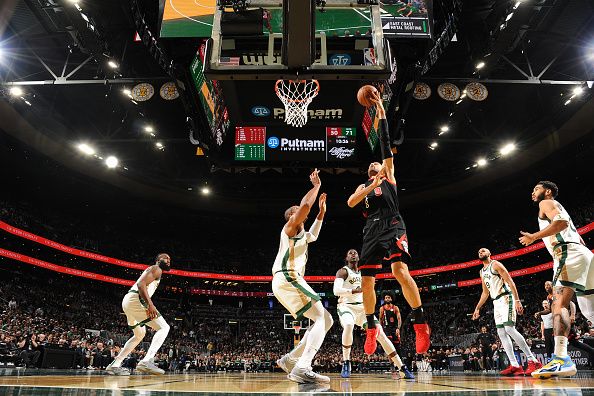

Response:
(357, 85), (378, 107)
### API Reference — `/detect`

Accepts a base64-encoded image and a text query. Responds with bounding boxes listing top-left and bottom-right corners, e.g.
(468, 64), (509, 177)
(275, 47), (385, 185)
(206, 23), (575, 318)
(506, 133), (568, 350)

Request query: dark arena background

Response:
(1, 0), (594, 395)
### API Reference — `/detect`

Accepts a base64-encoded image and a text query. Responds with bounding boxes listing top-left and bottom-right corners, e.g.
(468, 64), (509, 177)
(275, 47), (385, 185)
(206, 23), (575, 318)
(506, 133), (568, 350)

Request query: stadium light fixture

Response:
(430, 142), (438, 148)
(564, 99), (571, 106)
(107, 60), (119, 69)
(105, 156), (119, 168)
(499, 143), (516, 156)
(201, 187), (211, 195)
(477, 158), (487, 167)
(573, 86), (584, 96)
(476, 61), (485, 70)
(144, 126), (154, 133)
(9, 87), (23, 96)
(77, 143), (96, 156)
(122, 88), (131, 96)
(155, 142), (164, 149)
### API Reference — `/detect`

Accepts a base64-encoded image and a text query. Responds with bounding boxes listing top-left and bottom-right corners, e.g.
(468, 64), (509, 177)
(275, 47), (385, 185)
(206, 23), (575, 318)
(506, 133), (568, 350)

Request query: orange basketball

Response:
(357, 85), (378, 107)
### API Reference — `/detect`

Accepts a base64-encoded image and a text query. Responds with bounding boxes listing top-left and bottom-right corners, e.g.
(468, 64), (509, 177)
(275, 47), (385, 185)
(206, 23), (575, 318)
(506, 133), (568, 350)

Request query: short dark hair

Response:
(538, 181), (558, 198)
(154, 253), (169, 263)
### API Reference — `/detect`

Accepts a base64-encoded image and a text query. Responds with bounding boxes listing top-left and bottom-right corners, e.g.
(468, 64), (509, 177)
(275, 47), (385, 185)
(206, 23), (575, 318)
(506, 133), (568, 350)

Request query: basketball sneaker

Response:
(531, 355), (577, 378)
(413, 323), (431, 354)
(500, 365), (524, 376)
(524, 360), (543, 376)
(341, 360), (351, 378)
(136, 360), (165, 375)
(288, 366), (330, 384)
(276, 354), (297, 374)
(364, 327), (379, 355)
(105, 364), (130, 376)
(401, 365), (415, 379)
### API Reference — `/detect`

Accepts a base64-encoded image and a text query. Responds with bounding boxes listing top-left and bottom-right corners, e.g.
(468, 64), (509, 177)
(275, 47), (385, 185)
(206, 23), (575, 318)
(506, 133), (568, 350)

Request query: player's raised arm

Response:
(370, 90), (395, 184)
(492, 261), (523, 315)
(137, 266), (162, 319)
(286, 169), (321, 236)
(519, 200), (568, 246)
(307, 193), (326, 243)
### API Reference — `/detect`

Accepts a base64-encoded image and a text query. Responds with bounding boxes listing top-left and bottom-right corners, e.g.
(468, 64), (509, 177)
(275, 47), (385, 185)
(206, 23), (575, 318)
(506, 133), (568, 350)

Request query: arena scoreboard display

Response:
(235, 126), (356, 162)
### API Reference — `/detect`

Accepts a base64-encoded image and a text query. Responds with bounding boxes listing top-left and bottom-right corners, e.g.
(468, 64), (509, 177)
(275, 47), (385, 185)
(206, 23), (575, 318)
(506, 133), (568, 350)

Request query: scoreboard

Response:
(234, 126), (356, 162)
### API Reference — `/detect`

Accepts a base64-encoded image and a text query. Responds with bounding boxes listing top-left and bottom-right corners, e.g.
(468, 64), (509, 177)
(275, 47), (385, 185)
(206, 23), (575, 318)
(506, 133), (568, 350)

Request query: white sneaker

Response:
(288, 366), (330, 384)
(136, 360), (165, 375)
(276, 354), (297, 374)
(105, 364), (131, 376)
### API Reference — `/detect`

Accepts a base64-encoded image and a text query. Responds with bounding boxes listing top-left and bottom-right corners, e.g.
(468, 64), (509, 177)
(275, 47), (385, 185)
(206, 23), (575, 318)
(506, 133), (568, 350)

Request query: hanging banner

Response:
(437, 83), (461, 101)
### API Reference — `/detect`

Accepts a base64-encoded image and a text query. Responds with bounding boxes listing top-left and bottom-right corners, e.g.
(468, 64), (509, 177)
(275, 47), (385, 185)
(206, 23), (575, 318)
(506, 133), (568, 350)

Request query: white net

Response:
(275, 79), (320, 128)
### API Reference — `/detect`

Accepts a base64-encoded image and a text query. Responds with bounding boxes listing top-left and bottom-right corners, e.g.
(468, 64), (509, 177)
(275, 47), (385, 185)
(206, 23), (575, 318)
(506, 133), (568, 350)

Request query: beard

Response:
(534, 191), (546, 204)
(158, 261), (171, 272)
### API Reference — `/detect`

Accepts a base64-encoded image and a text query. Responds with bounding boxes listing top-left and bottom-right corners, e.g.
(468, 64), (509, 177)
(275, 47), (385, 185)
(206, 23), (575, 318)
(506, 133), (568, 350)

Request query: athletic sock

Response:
(366, 314), (376, 330)
(554, 336), (568, 358)
(411, 306), (426, 324)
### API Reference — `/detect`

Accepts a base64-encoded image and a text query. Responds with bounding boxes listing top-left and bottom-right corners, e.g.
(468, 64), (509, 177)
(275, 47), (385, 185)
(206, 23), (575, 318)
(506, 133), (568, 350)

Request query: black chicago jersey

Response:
(359, 177), (411, 276)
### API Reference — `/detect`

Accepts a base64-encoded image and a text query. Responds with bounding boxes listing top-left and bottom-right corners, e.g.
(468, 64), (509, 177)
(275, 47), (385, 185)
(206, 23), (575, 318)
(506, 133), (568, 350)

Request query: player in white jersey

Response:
(472, 248), (542, 376)
(273, 169), (334, 384)
(519, 181), (594, 378)
(333, 249), (414, 379)
(106, 253), (171, 375)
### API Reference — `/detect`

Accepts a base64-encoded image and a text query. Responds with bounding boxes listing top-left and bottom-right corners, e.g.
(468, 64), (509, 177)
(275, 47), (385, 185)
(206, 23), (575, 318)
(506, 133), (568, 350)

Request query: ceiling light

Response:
(77, 143), (95, 156)
(156, 142), (163, 148)
(456, 99), (462, 105)
(107, 60), (118, 69)
(24, 100), (32, 106)
(477, 158), (487, 167)
(122, 88), (131, 95)
(572, 86), (584, 96)
(505, 12), (514, 22)
(460, 93), (467, 99)
(513, 1), (521, 9)
(201, 187), (211, 195)
(476, 61), (485, 70)
(105, 156), (119, 169)
(564, 99), (571, 106)
(499, 143), (516, 156)
(9, 87), (23, 96)
(440, 125), (449, 132)
(430, 142), (438, 148)
(144, 126), (154, 133)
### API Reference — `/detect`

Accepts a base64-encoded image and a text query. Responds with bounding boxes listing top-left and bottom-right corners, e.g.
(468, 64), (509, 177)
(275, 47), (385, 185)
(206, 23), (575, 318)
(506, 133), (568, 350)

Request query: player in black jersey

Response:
(347, 90), (430, 356)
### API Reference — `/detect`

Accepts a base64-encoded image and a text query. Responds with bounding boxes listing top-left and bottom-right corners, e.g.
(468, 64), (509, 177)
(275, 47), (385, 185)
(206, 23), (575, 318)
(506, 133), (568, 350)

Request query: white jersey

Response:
(129, 266), (161, 298)
(480, 261), (511, 300)
(541, 312), (553, 329)
(272, 227), (316, 276)
(338, 266), (363, 305)
(538, 200), (582, 257)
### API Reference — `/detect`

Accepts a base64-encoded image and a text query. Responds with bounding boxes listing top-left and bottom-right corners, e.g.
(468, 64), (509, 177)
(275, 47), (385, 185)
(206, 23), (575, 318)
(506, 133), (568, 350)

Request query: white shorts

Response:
(337, 303), (378, 329)
(493, 293), (516, 328)
(272, 272), (320, 319)
(552, 243), (594, 294)
(122, 292), (165, 330)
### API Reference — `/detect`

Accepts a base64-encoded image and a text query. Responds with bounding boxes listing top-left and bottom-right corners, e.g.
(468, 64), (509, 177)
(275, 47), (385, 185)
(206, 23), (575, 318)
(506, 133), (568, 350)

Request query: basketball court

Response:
(1, 370), (593, 395)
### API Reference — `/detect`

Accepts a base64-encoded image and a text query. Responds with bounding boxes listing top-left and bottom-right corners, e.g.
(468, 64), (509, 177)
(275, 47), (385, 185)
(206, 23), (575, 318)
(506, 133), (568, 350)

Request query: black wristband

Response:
(379, 118), (393, 160)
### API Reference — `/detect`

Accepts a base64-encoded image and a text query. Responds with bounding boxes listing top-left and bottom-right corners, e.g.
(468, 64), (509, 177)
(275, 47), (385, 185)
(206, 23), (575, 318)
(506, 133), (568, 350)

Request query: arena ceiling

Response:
(0, 0), (593, 211)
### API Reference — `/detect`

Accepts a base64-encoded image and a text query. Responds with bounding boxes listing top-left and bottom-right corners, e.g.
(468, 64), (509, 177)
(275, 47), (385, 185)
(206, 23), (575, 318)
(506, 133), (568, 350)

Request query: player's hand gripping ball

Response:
(357, 85), (379, 107)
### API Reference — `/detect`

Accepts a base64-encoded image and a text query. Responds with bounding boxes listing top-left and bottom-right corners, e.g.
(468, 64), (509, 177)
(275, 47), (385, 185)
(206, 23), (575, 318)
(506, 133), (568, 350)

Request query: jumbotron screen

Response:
(234, 126), (356, 162)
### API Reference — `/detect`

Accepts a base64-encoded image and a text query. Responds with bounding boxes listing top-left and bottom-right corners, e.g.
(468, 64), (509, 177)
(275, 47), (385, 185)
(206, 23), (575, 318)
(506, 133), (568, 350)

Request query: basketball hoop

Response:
(275, 79), (320, 128)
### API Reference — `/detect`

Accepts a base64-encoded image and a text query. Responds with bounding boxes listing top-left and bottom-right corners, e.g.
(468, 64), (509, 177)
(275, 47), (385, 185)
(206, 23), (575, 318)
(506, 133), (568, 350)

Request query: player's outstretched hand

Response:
(310, 168), (321, 187)
(519, 231), (536, 246)
(472, 309), (480, 320)
(318, 193), (327, 213)
(371, 168), (385, 188)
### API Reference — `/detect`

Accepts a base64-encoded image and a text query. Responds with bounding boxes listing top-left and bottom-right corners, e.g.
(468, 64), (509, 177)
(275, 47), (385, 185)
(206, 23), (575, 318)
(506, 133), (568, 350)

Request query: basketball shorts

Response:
(493, 293), (516, 328)
(272, 271), (320, 320)
(122, 291), (164, 330)
(552, 243), (594, 295)
(337, 302), (378, 329)
(359, 216), (411, 277)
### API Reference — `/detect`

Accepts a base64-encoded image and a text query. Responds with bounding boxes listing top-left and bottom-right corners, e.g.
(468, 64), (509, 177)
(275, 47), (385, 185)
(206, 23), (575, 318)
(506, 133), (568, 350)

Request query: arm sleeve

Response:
(333, 278), (352, 297)
(306, 219), (323, 242)
(379, 118), (393, 160)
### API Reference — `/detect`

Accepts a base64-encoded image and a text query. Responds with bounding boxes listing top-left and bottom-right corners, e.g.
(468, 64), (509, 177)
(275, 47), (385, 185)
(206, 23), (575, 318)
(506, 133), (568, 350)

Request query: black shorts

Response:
(359, 216), (411, 277)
